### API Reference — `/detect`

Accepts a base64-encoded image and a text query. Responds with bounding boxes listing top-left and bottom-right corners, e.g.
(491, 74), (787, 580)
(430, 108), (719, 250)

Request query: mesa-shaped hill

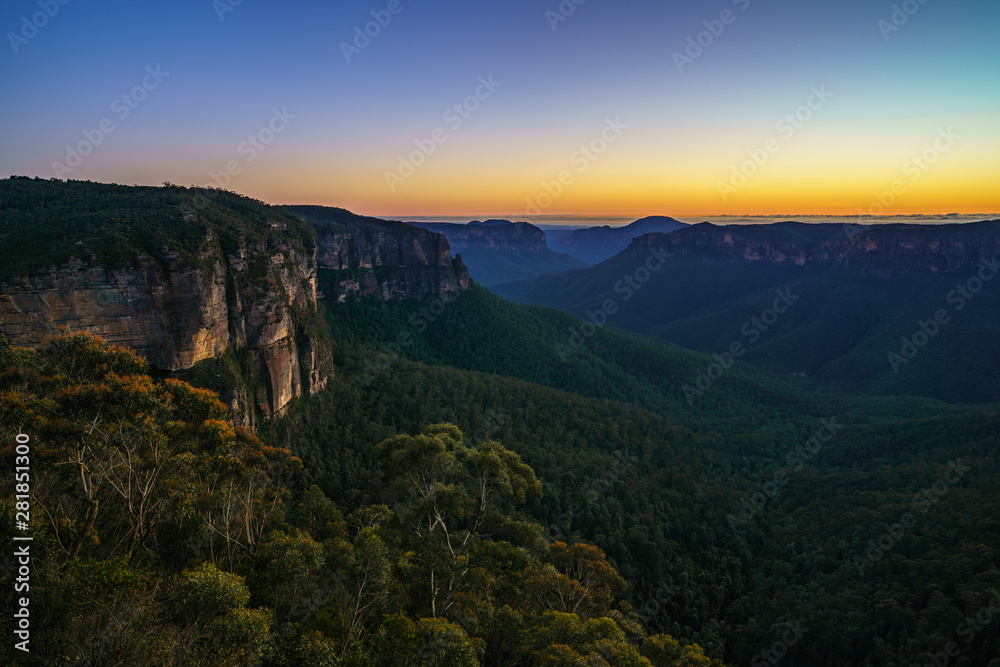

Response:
(547, 215), (689, 264)
(408, 219), (586, 285)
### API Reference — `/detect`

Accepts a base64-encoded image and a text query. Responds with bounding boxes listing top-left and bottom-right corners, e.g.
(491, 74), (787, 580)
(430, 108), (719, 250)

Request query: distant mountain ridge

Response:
(408, 219), (586, 285)
(468, 218), (513, 227)
(548, 215), (689, 264)
(637, 220), (1000, 274)
(494, 219), (1000, 403)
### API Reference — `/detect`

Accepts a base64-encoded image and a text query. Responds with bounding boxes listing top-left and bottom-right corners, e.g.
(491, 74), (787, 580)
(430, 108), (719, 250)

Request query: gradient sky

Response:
(1, 0), (998, 219)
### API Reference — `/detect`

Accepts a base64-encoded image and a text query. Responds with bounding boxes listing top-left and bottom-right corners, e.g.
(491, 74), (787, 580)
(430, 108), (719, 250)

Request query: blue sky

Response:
(1, 0), (998, 217)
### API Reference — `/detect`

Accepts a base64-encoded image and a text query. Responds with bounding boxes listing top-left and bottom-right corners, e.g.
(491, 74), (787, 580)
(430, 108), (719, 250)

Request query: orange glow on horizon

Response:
(233, 141), (998, 220)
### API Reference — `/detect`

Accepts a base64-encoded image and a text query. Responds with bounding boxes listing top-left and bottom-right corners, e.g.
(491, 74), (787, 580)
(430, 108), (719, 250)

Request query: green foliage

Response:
(267, 279), (1000, 665)
(261, 530), (325, 586)
(525, 612), (650, 667)
(0, 333), (295, 664)
(528, 542), (628, 620)
(285, 204), (424, 239)
(641, 634), (722, 667)
(214, 607), (274, 663)
(0, 176), (316, 281)
(177, 562), (251, 616)
(377, 424), (544, 619)
(288, 484), (347, 541)
(3, 331), (732, 666)
(413, 617), (485, 667)
(288, 630), (341, 666)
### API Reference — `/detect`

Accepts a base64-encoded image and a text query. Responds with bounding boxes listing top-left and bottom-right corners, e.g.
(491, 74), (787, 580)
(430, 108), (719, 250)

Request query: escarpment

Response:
(0, 182), (472, 424)
(0, 232), (327, 425)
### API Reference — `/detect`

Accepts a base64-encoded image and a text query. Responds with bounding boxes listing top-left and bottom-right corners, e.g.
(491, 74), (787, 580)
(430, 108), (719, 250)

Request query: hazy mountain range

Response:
(494, 220), (1000, 403)
(407, 215), (689, 284)
(545, 216), (689, 264)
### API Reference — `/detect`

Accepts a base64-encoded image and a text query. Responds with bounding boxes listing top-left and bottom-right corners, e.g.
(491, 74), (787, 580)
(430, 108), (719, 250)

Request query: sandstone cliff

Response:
(0, 233), (328, 425)
(0, 185), (473, 425)
(315, 225), (471, 301)
(285, 205), (472, 301)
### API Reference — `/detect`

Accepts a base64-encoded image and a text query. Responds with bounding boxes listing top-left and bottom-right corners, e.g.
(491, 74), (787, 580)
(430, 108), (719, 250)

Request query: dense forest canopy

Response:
(265, 288), (1000, 666)
(1, 180), (999, 666)
(0, 177), (315, 281)
(0, 332), (722, 666)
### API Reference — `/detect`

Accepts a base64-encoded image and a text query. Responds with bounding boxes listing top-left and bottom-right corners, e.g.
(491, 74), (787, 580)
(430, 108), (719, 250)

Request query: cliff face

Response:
(0, 214), (473, 423)
(835, 224), (1000, 275)
(0, 184), (476, 425)
(0, 256), (230, 369)
(632, 221), (1000, 276)
(0, 234), (328, 424)
(315, 224), (471, 302)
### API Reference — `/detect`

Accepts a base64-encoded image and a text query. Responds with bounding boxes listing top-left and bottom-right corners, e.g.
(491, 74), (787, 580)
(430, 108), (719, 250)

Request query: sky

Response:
(1, 0), (998, 221)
